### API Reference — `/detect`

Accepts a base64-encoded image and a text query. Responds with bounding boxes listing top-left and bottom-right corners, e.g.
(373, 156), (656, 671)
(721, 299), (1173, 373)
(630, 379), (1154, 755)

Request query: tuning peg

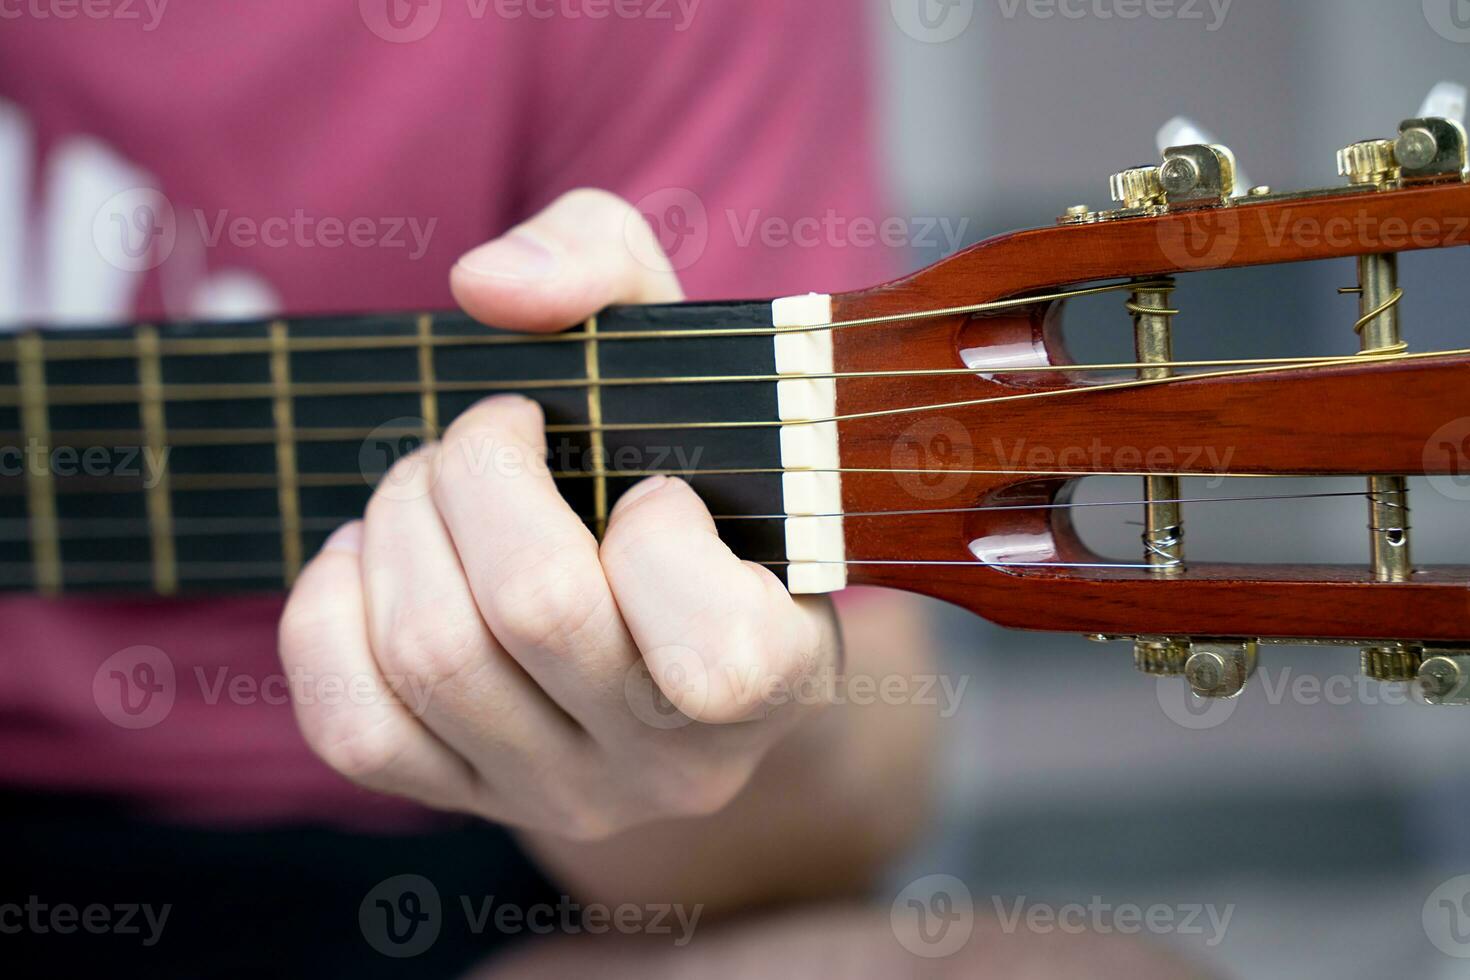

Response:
(1109, 166), (1165, 209)
(1337, 139), (1399, 187)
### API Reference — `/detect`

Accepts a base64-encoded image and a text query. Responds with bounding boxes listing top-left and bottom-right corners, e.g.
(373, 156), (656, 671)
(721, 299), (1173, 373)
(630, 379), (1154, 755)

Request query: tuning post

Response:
(1125, 280), (1189, 675)
(1337, 136), (1420, 682)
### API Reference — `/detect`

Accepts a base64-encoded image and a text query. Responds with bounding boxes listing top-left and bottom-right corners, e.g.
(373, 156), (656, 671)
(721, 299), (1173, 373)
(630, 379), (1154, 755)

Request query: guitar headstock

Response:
(820, 112), (1470, 704)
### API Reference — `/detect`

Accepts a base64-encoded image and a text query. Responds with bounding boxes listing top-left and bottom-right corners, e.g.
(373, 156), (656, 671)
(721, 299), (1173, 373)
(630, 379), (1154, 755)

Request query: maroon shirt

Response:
(0, 2), (892, 826)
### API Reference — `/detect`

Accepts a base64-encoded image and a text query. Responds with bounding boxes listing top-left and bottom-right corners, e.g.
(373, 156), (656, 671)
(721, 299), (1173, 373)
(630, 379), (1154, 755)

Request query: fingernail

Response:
(322, 521), (363, 555)
(456, 231), (560, 281)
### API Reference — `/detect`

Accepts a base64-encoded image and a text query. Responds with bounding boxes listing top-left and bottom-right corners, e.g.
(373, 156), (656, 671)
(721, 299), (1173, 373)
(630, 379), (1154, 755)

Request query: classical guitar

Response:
(9, 116), (1470, 705)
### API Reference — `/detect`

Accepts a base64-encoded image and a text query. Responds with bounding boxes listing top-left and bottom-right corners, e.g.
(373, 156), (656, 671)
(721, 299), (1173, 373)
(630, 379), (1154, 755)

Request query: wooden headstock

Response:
(825, 117), (1470, 701)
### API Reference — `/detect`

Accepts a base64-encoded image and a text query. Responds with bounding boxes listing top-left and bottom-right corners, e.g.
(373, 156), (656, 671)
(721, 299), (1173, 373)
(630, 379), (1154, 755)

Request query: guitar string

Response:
(0, 346), (1455, 447)
(0, 279), (1175, 361)
(0, 490), (1370, 544)
(0, 351), (1379, 408)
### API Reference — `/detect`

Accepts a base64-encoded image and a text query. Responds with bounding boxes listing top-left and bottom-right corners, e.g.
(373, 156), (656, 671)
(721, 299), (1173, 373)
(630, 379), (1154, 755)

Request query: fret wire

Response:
(269, 321), (304, 586)
(136, 325), (177, 595)
(16, 332), (60, 594)
(583, 315), (609, 539)
(417, 314), (439, 436)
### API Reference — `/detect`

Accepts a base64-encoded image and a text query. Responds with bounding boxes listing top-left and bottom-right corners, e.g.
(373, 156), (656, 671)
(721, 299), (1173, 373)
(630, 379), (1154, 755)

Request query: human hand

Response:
(279, 189), (841, 841)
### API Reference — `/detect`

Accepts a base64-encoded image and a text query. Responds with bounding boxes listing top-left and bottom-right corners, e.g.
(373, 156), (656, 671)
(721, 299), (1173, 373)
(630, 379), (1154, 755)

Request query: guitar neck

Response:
(0, 300), (815, 596)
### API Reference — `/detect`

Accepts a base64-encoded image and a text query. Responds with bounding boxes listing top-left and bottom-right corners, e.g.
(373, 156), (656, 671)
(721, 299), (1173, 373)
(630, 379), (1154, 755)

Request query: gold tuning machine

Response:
(1337, 139), (1399, 188)
(1109, 166), (1165, 210)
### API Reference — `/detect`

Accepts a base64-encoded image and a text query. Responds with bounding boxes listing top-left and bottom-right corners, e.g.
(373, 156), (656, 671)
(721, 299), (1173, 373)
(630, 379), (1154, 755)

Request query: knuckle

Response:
(378, 609), (486, 688)
(490, 555), (604, 652)
(305, 710), (403, 787)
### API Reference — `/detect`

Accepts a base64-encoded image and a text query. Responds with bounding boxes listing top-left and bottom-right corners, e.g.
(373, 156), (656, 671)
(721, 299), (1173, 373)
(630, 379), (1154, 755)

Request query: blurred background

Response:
(872, 1), (1470, 976)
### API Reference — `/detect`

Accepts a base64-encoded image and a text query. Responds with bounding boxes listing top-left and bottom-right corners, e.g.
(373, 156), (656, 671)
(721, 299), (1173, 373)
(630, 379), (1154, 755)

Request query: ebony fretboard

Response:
(0, 302), (789, 594)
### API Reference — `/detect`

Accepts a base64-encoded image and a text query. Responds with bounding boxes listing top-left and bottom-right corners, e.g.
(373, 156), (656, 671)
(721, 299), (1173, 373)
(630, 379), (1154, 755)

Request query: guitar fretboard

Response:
(0, 302), (790, 595)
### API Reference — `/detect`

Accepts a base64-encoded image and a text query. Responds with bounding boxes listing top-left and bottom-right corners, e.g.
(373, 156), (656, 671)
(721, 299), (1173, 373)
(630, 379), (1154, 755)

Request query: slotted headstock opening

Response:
(822, 120), (1470, 701)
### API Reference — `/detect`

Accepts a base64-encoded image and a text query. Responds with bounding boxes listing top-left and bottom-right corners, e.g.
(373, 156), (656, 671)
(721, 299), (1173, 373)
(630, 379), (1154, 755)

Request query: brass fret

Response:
(417, 313), (439, 436)
(16, 333), (60, 594)
(269, 322), (303, 585)
(136, 326), (177, 594)
(584, 315), (608, 538)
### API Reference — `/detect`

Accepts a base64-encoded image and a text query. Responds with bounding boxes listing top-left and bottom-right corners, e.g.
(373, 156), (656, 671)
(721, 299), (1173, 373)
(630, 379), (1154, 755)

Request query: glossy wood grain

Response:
(830, 182), (1470, 642)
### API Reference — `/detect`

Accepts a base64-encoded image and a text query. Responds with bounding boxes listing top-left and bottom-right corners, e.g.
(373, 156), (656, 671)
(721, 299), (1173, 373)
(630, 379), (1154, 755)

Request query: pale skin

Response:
(278, 189), (1210, 976)
(278, 188), (938, 913)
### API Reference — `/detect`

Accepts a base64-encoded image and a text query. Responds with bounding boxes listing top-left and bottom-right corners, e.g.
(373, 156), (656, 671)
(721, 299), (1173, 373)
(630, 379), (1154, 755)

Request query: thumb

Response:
(450, 188), (685, 332)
